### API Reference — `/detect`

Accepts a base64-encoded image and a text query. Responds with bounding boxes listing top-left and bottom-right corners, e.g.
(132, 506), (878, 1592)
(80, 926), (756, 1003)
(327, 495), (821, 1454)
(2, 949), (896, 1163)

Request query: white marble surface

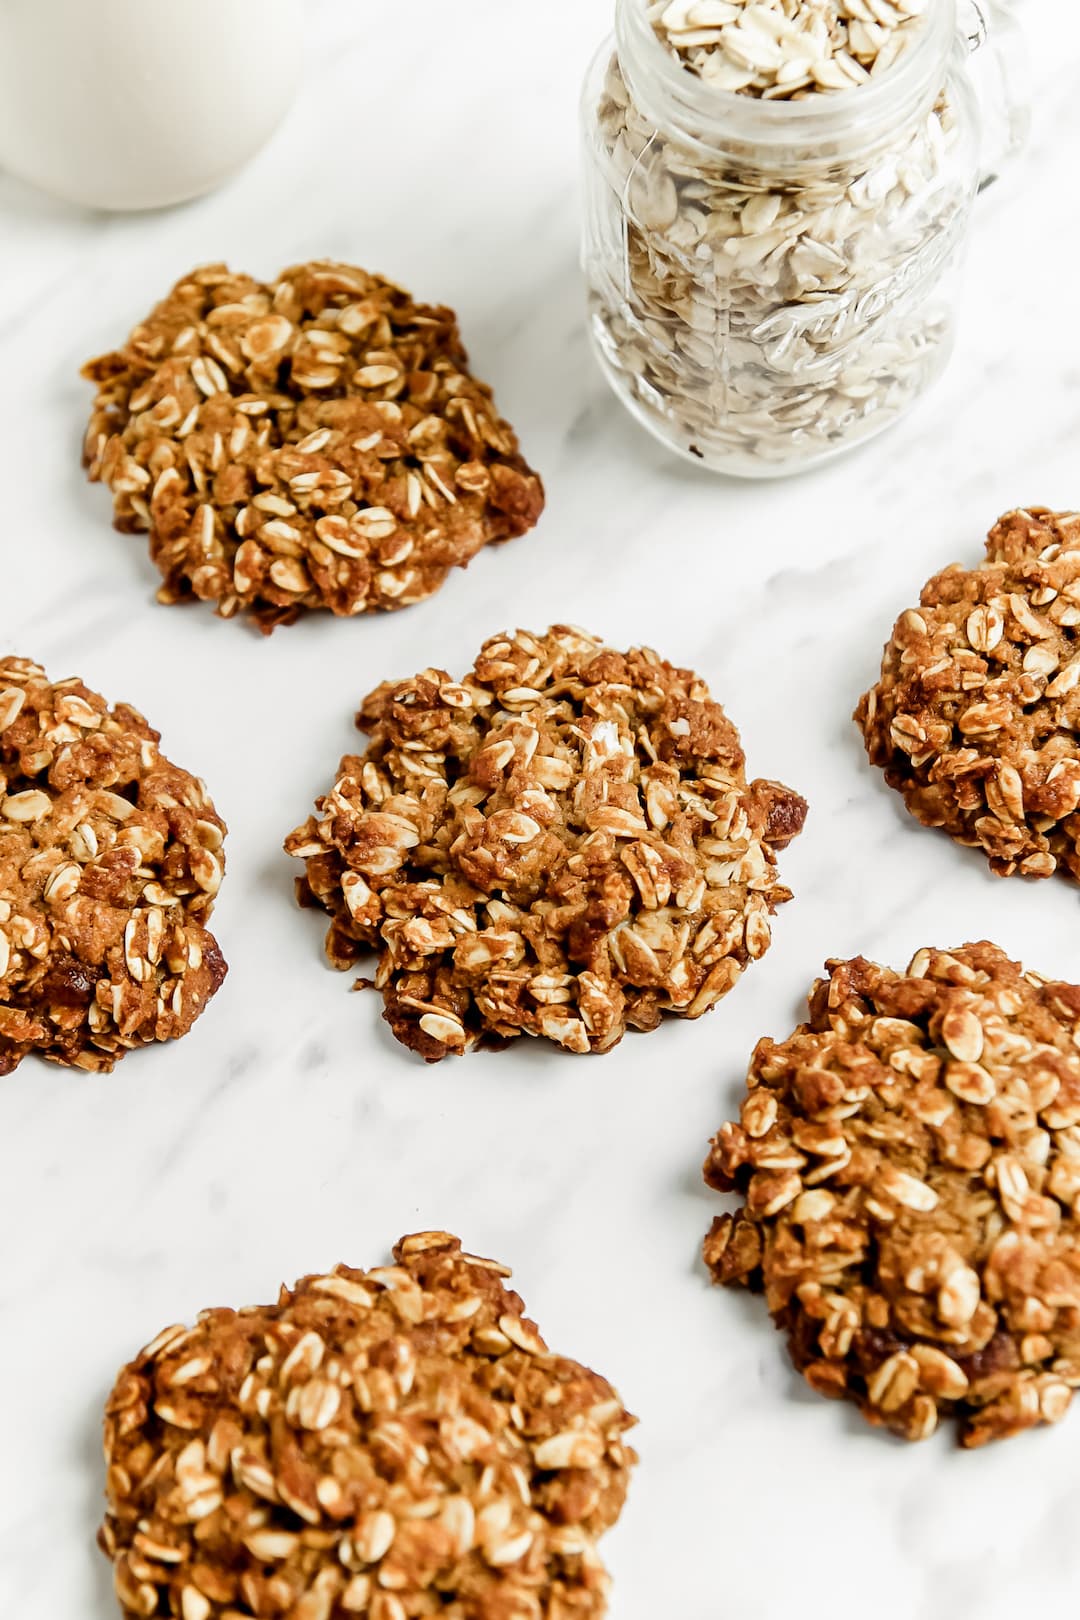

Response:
(2, 3), (1080, 1617)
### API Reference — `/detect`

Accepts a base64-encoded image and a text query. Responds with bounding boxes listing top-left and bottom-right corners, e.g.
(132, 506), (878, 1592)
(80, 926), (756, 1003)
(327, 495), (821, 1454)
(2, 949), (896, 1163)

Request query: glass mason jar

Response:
(581, 0), (1027, 477)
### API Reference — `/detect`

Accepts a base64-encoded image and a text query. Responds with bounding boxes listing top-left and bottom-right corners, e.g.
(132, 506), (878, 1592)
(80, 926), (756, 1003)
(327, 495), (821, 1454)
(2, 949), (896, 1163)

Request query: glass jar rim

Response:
(614, 0), (957, 151)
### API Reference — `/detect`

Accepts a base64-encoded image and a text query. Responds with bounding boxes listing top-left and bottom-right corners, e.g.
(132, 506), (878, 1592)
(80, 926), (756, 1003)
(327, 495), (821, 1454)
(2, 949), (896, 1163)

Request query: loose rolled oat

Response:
(101, 1231), (636, 1620)
(0, 657), (226, 1073)
(284, 626), (806, 1060)
(856, 508), (1080, 882)
(653, 0), (929, 96)
(82, 261), (545, 632)
(704, 942), (1080, 1447)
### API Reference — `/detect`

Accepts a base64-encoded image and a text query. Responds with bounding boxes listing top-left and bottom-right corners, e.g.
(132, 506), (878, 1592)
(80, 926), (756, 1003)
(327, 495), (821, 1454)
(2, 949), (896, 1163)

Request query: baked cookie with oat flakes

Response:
(100, 1231), (636, 1620)
(704, 942), (1080, 1447)
(857, 508), (1080, 881)
(0, 657), (226, 1073)
(285, 625), (806, 1060)
(82, 260), (545, 633)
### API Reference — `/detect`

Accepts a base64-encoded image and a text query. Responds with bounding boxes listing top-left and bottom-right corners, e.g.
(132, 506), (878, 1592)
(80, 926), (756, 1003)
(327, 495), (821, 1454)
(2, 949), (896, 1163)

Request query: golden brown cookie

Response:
(857, 508), (1080, 880)
(100, 1232), (636, 1620)
(284, 626), (806, 1060)
(704, 942), (1080, 1447)
(83, 261), (545, 632)
(0, 657), (226, 1072)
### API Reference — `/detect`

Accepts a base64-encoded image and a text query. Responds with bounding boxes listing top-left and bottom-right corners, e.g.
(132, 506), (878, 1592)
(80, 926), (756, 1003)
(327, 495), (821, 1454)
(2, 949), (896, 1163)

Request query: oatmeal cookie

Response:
(0, 657), (226, 1073)
(83, 261), (545, 633)
(704, 942), (1080, 1447)
(856, 508), (1080, 880)
(100, 1231), (636, 1620)
(284, 626), (806, 1060)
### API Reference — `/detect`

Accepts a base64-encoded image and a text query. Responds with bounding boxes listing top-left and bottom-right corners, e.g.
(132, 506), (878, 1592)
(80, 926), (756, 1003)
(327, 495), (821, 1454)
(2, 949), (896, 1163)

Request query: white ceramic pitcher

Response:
(0, 0), (304, 210)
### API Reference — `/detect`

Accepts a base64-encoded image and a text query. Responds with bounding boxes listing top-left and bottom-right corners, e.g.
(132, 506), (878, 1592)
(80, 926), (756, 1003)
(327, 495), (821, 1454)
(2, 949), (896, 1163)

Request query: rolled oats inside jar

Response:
(580, 0), (1017, 476)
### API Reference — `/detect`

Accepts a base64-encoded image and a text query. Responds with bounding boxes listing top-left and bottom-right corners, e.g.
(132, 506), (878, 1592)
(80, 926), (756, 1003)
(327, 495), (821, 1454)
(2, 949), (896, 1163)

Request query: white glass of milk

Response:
(0, 0), (304, 210)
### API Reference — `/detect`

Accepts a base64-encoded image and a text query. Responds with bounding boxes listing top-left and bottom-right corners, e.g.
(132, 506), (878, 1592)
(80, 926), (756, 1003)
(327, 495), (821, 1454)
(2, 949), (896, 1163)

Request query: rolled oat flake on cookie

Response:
(284, 625), (806, 1060)
(100, 1232), (637, 1620)
(0, 656), (226, 1073)
(705, 941), (1080, 1446)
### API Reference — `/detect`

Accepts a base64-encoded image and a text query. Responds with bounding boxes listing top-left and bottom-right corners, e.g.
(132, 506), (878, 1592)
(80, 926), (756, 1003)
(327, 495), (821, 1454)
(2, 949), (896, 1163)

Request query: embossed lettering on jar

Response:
(581, 0), (1025, 476)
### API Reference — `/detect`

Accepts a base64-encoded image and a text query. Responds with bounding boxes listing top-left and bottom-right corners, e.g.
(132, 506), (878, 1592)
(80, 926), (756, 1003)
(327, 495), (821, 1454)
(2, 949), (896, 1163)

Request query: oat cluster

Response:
(704, 942), (1080, 1447)
(101, 1232), (636, 1620)
(857, 509), (1080, 882)
(652, 0), (928, 98)
(285, 626), (806, 1061)
(0, 658), (226, 1073)
(82, 261), (545, 633)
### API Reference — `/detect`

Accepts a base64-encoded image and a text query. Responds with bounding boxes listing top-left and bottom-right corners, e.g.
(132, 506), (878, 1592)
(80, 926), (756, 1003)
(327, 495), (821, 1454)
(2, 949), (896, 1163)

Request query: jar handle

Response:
(958, 0), (1031, 190)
